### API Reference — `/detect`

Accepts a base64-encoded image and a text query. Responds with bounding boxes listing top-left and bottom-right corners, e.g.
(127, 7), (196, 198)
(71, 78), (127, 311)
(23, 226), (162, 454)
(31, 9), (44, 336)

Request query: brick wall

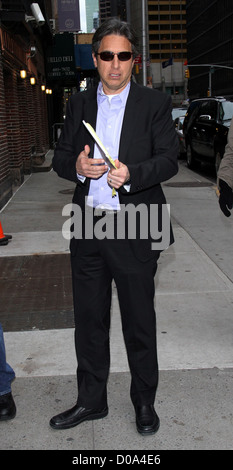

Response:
(0, 47), (51, 209)
(4, 68), (24, 185)
(18, 76), (33, 174)
(0, 51), (12, 207)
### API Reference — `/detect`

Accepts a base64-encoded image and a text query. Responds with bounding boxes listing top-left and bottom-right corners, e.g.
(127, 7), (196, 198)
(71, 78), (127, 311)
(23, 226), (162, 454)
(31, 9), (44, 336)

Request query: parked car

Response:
(183, 97), (233, 173)
(172, 106), (188, 121)
(174, 115), (186, 157)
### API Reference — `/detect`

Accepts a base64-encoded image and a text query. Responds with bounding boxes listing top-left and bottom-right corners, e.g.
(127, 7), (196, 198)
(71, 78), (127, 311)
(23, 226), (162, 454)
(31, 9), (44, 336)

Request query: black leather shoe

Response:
(136, 405), (160, 435)
(50, 404), (108, 430)
(0, 392), (16, 421)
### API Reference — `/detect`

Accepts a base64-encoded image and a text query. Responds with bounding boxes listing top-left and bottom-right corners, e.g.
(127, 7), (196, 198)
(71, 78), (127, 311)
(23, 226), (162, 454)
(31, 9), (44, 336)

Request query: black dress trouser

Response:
(70, 214), (159, 409)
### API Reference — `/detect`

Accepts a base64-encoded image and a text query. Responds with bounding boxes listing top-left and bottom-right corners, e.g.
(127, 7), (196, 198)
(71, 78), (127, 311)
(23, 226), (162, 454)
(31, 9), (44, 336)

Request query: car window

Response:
(220, 101), (233, 121)
(172, 108), (187, 120)
(198, 100), (217, 119)
(184, 101), (201, 131)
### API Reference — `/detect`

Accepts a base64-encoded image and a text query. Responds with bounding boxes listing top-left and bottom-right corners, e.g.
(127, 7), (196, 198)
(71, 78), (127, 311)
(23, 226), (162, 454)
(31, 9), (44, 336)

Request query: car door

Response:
(192, 101), (217, 159)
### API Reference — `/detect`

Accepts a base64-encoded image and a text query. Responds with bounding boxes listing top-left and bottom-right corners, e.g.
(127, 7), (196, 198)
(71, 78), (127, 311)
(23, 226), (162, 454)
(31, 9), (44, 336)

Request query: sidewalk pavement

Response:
(0, 152), (232, 451)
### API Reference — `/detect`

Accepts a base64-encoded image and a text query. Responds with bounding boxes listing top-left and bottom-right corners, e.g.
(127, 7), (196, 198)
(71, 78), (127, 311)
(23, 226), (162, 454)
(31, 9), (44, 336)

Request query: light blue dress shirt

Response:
(85, 81), (131, 210)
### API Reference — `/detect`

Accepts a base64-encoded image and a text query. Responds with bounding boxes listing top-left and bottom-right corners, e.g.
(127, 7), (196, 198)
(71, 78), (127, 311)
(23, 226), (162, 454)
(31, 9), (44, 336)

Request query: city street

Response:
(0, 155), (232, 451)
(1, 0), (233, 458)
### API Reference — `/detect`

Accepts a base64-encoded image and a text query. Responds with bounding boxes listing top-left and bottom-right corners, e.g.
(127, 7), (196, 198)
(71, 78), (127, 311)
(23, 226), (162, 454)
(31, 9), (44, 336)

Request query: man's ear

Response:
(92, 53), (97, 68)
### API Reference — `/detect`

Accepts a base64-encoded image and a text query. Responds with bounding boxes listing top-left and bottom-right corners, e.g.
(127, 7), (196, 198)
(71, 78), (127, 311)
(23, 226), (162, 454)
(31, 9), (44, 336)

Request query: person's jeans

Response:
(0, 323), (15, 395)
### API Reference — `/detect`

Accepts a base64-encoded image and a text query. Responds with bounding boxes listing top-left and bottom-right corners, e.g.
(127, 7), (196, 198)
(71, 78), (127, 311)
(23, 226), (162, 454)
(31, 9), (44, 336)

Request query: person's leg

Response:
(101, 239), (159, 408)
(0, 324), (15, 396)
(0, 323), (16, 420)
(116, 259), (158, 408)
(50, 237), (112, 429)
(71, 238), (113, 409)
(99, 234), (160, 435)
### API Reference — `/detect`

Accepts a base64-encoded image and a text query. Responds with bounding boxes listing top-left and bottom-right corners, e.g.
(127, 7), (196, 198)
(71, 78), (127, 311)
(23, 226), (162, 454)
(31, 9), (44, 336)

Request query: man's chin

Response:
(102, 78), (130, 94)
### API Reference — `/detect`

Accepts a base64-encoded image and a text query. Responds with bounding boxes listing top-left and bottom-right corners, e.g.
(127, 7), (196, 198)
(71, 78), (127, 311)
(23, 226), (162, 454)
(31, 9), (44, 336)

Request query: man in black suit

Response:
(50, 18), (178, 435)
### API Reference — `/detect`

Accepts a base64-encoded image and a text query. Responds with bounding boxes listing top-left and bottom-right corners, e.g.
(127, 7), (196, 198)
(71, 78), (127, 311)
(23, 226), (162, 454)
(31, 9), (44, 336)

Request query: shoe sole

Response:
(136, 419), (160, 436)
(50, 409), (108, 430)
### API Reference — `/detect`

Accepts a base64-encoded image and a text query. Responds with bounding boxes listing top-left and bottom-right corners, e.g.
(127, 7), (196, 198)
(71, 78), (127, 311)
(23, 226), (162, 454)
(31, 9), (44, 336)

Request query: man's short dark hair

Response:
(92, 18), (139, 57)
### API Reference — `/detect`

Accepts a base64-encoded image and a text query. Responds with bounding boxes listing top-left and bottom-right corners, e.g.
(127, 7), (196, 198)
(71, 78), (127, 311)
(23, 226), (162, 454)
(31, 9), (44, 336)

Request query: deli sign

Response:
(46, 33), (76, 82)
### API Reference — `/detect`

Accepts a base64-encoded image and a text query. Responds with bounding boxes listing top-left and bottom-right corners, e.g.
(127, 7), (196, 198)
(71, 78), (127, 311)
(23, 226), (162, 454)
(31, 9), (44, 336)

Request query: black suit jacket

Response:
(53, 81), (179, 261)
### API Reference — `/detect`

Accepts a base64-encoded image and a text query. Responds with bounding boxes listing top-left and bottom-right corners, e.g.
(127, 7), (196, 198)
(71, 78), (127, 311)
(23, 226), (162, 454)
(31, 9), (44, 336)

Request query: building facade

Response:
(148, 0), (187, 96)
(186, 0), (233, 98)
(86, 0), (99, 32)
(0, 0), (53, 209)
(129, 0), (187, 104)
(99, 0), (128, 23)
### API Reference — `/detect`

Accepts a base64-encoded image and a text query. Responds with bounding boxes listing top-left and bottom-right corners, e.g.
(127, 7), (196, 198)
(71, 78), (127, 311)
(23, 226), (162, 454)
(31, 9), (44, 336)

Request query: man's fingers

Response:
(84, 145), (90, 156)
(108, 160), (130, 187)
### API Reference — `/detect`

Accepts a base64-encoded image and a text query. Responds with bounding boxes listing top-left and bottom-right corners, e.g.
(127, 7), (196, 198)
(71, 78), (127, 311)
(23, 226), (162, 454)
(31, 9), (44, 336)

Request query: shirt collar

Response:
(97, 81), (130, 107)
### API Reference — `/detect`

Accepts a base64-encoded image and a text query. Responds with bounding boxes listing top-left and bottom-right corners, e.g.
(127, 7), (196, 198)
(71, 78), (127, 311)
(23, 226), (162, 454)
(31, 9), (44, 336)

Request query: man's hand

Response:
(107, 159), (130, 189)
(219, 179), (233, 217)
(76, 145), (108, 179)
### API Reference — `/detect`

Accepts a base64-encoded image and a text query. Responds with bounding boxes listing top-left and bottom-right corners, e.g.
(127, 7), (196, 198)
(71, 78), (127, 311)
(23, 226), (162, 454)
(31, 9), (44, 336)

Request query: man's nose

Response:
(112, 55), (120, 67)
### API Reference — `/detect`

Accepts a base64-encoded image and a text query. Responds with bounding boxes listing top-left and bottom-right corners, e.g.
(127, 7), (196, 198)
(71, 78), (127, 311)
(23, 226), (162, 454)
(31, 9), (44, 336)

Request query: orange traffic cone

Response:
(0, 220), (12, 246)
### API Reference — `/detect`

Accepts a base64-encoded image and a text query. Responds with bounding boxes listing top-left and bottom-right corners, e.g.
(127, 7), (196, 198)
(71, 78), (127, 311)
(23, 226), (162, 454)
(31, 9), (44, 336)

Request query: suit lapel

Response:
(119, 81), (143, 163)
(83, 87), (98, 156)
(81, 82), (143, 162)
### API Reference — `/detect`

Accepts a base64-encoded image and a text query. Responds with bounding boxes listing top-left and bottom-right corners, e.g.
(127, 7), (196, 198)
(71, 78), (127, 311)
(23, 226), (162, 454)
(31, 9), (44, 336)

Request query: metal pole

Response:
(209, 68), (212, 97)
(126, 0), (131, 22)
(142, 0), (147, 86)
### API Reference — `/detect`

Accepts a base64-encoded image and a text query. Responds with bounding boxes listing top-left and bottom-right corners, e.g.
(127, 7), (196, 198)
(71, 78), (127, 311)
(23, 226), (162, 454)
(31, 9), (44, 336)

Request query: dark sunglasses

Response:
(96, 51), (133, 62)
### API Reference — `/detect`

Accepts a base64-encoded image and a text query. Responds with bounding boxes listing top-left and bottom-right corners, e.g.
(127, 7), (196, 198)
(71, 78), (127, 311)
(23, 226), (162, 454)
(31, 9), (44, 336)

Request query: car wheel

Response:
(215, 149), (222, 175)
(186, 142), (196, 169)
